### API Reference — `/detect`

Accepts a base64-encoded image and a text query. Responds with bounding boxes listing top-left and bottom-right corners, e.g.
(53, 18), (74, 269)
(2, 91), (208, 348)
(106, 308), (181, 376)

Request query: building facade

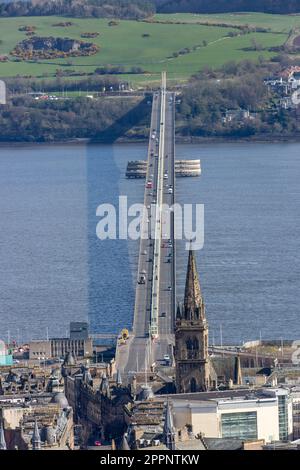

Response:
(29, 338), (93, 360)
(171, 388), (293, 443)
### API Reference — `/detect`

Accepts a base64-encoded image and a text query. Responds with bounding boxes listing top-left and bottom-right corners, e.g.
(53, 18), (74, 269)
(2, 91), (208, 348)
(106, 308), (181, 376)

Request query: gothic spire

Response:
(0, 421), (7, 450)
(163, 399), (175, 450)
(184, 248), (203, 318)
(31, 420), (41, 450)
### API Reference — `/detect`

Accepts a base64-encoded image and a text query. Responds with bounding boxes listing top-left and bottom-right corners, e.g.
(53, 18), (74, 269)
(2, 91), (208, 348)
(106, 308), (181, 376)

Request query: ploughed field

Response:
(0, 13), (296, 84)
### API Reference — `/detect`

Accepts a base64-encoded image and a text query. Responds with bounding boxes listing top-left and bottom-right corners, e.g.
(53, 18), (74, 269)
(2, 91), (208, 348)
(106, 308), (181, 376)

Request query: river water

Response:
(0, 142), (299, 344)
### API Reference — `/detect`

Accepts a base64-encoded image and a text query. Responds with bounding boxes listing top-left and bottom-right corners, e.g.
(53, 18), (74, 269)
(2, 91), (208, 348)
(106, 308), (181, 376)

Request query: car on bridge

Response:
(163, 354), (171, 366)
(138, 274), (146, 284)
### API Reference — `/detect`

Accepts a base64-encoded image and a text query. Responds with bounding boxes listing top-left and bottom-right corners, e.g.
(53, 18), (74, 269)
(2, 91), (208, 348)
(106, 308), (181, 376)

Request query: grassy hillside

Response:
(0, 14), (293, 84)
(154, 12), (300, 32)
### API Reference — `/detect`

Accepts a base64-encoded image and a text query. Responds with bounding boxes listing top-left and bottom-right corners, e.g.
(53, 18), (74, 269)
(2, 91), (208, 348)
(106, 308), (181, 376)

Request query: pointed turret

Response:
(130, 374), (137, 400)
(176, 302), (181, 320)
(0, 422), (7, 450)
(116, 369), (122, 387)
(31, 420), (41, 450)
(63, 351), (75, 366)
(99, 373), (110, 398)
(121, 434), (130, 450)
(163, 400), (175, 450)
(99, 372), (106, 391)
(234, 355), (242, 386)
(82, 364), (92, 386)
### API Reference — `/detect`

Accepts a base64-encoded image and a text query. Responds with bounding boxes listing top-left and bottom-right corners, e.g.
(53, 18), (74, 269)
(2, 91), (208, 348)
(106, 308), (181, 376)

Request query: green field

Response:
(154, 12), (300, 33)
(0, 13), (294, 85)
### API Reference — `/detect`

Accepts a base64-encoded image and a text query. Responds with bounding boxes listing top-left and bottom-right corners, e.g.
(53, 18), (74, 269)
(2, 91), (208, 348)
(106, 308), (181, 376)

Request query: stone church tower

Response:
(175, 248), (215, 393)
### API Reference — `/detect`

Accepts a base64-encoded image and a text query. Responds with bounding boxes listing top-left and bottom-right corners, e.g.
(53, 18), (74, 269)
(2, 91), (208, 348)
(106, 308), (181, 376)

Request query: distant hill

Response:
(154, 0), (300, 14)
(0, 0), (155, 19)
(1, 0), (300, 17)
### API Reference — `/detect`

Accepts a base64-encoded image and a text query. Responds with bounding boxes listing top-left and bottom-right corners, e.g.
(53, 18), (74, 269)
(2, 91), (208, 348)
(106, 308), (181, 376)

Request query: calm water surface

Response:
(0, 142), (299, 343)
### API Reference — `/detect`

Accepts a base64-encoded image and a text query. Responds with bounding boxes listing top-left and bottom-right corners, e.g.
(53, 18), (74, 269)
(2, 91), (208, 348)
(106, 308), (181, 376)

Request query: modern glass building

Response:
(221, 411), (258, 440)
(172, 387), (293, 443)
(263, 387), (293, 442)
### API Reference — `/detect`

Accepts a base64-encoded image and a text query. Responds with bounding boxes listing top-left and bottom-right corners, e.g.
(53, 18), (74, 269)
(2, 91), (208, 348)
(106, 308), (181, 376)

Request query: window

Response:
(278, 395), (289, 441)
(221, 412), (257, 439)
(190, 377), (197, 393)
(186, 337), (199, 359)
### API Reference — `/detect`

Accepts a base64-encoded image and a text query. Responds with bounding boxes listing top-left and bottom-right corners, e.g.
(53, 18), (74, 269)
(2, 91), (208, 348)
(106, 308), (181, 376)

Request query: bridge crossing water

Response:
(116, 73), (176, 379)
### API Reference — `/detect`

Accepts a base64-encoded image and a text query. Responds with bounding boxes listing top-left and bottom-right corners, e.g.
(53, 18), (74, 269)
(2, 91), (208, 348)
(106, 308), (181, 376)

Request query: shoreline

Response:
(1, 134), (300, 147)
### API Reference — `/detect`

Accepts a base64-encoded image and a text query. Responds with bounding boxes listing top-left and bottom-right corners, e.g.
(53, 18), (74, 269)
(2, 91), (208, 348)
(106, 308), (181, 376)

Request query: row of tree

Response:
(1, 0), (300, 19)
(5, 75), (122, 94)
(154, 0), (300, 14)
(0, 94), (151, 142)
(0, 0), (155, 19)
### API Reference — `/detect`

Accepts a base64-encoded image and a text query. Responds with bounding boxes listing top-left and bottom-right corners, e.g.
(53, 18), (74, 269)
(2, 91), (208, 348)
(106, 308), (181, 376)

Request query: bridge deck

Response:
(116, 74), (176, 380)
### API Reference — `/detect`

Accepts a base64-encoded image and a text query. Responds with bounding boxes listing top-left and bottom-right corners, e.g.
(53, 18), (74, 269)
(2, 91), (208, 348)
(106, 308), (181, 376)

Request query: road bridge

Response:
(116, 73), (176, 380)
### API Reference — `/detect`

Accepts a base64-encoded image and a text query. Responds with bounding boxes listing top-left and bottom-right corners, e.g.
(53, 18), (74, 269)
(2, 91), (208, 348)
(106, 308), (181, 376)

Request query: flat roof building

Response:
(126, 387), (293, 447)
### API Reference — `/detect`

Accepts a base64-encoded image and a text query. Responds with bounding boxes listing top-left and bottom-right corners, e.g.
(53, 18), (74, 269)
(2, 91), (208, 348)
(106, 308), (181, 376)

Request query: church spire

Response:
(0, 421), (7, 450)
(175, 249), (213, 393)
(183, 248), (203, 319)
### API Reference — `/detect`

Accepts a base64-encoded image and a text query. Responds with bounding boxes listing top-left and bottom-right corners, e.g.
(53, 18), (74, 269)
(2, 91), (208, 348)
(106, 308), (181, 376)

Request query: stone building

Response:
(64, 359), (132, 446)
(175, 249), (217, 393)
(29, 337), (93, 361)
(0, 392), (74, 450)
(0, 365), (63, 396)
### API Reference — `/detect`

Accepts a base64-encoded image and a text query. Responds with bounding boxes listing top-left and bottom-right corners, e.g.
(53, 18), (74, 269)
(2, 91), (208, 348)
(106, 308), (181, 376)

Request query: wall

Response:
(172, 399), (219, 437)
